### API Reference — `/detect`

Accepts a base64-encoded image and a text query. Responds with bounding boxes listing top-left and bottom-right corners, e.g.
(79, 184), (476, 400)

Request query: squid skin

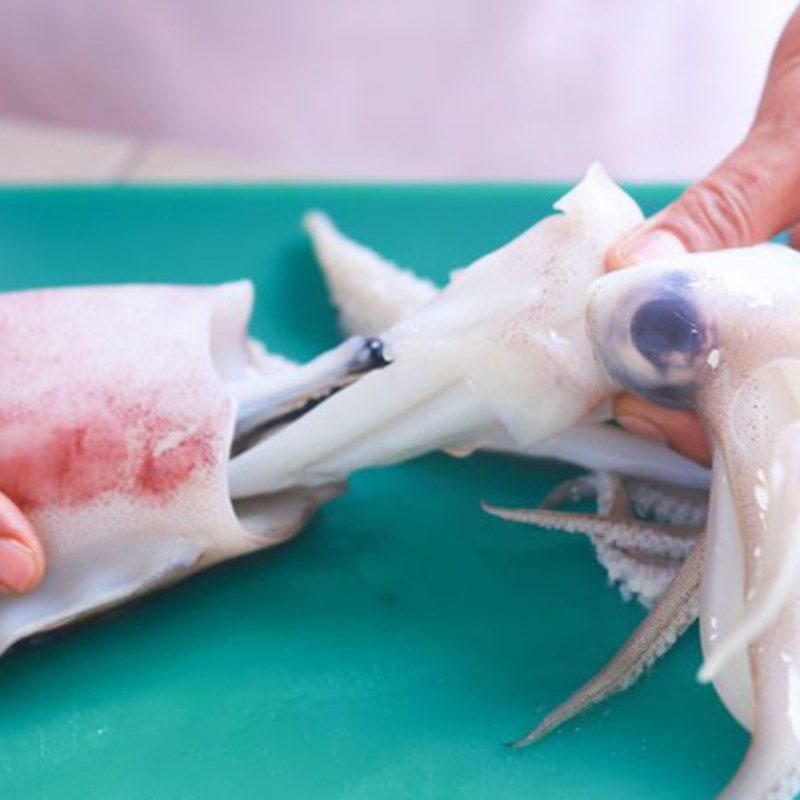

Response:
(0, 281), (338, 657)
(589, 245), (800, 800)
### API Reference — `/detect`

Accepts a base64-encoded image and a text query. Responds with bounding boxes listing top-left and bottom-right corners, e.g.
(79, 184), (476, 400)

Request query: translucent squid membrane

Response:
(0, 281), (339, 656)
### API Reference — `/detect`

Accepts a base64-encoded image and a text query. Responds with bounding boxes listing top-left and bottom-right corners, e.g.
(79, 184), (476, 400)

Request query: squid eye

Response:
(630, 295), (704, 370)
(591, 269), (712, 411)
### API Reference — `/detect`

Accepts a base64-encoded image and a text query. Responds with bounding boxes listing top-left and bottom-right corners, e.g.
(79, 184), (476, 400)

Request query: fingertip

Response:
(613, 394), (712, 467)
(604, 243), (629, 271)
(613, 394), (656, 424)
(605, 228), (687, 272)
(616, 412), (669, 446)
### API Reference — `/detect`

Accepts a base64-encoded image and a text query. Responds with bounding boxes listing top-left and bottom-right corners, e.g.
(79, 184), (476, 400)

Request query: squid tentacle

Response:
(485, 470), (704, 745)
(482, 504), (698, 561)
(485, 471), (704, 607)
(510, 538), (704, 748)
(591, 541), (680, 605)
(627, 480), (708, 528)
(539, 472), (707, 532)
(538, 474), (601, 511)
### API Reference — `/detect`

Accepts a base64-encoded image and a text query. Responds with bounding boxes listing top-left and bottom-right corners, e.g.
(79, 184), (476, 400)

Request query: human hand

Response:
(0, 494), (45, 595)
(605, 7), (800, 466)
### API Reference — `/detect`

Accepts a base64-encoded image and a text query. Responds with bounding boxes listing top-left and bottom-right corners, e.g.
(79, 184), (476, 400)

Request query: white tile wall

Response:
(0, 117), (285, 184)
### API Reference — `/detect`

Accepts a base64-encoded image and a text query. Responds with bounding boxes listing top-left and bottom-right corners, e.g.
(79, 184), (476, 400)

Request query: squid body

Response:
(0, 281), (341, 656)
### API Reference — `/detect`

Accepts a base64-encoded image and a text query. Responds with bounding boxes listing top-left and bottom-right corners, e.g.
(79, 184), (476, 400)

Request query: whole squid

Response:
(240, 166), (800, 799)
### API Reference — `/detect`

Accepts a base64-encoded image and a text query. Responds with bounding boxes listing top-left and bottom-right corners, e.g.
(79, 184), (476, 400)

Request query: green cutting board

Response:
(0, 184), (744, 799)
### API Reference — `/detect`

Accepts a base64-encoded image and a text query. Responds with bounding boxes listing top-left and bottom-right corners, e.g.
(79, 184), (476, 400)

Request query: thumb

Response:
(608, 130), (800, 268)
(0, 494), (45, 595)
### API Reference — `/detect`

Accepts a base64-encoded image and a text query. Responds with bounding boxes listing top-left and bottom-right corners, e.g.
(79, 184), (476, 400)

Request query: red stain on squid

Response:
(134, 417), (216, 497)
(0, 421), (127, 509)
(0, 403), (219, 511)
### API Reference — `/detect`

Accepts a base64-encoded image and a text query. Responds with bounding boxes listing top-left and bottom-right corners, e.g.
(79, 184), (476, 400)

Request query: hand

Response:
(605, 7), (800, 467)
(0, 494), (45, 595)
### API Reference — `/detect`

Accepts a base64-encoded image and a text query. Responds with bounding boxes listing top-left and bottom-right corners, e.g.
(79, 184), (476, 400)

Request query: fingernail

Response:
(617, 413), (669, 446)
(0, 539), (38, 594)
(616, 230), (686, 265)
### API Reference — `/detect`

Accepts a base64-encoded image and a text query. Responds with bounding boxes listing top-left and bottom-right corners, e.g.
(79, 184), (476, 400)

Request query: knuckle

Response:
(676, 166), (765, 248)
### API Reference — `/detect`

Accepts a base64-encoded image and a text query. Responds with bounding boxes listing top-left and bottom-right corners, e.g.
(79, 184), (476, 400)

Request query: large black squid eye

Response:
(630, 295), (704, 370)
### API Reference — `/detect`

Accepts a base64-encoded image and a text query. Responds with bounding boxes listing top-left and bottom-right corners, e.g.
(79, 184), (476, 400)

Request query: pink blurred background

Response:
(0, 1), (796, 180)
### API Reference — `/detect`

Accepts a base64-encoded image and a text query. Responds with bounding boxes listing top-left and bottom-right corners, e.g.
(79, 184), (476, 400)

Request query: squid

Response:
(7, 165), (694, 658)
(0, 280), (365, 656)
(3, 164), (782, 799)
(230, 166), (707, 498)
(235, 166), (800, 798)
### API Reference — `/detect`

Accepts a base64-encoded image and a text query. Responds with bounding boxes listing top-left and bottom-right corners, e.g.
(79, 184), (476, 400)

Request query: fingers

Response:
(613, 395), (713, 468)
(0, 494), (45, 595)
(607, 131), (800, 268)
